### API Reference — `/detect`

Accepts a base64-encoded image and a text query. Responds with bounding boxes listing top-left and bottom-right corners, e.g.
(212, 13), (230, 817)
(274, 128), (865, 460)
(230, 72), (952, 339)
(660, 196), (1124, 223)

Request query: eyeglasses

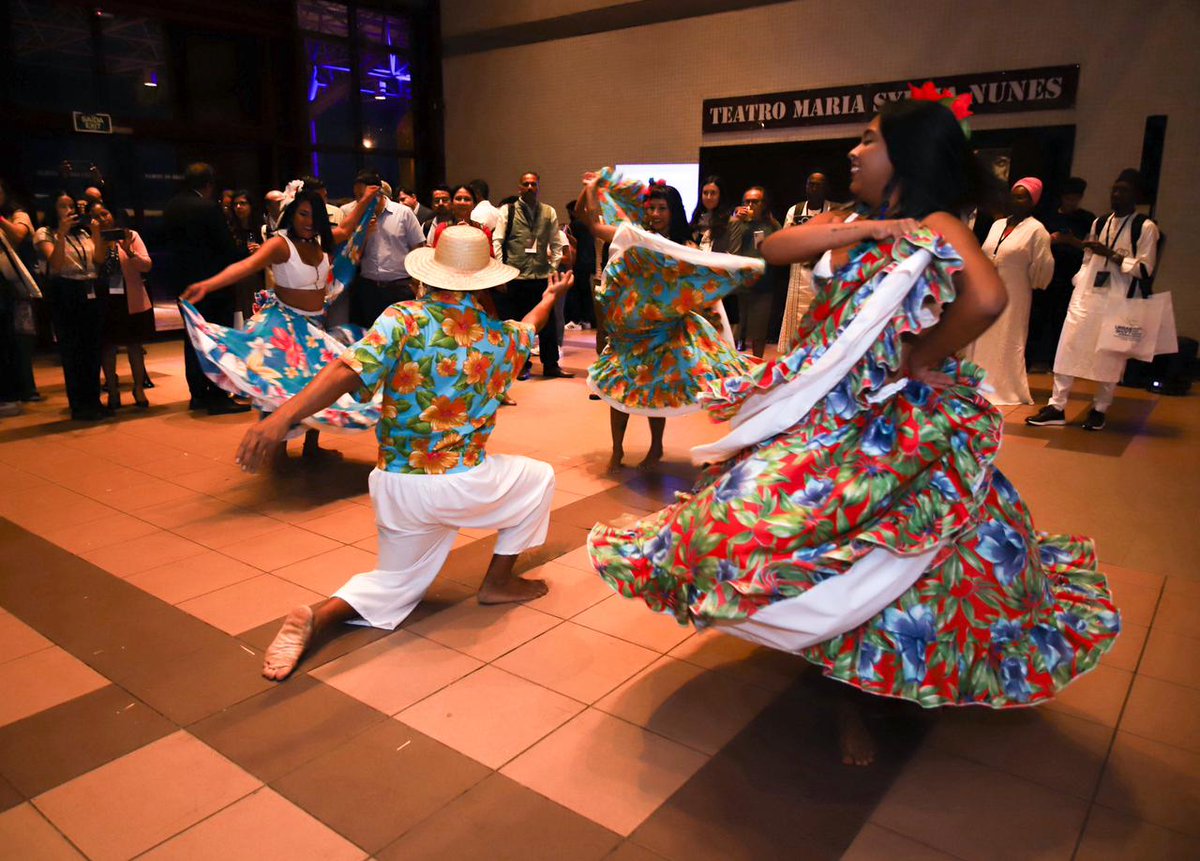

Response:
(520, 181), (538, 188)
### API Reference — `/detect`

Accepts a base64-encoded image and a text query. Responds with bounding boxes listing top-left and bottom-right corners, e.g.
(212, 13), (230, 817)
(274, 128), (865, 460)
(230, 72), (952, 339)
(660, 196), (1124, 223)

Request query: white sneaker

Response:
(530, 345), (540, 356)
(564, 322), (581, 331)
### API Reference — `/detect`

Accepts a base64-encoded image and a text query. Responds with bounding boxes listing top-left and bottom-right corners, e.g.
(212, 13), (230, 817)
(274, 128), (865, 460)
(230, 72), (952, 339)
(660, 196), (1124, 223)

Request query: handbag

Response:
(1096, 291), (1172, 362)
(0, 231), (41, 299)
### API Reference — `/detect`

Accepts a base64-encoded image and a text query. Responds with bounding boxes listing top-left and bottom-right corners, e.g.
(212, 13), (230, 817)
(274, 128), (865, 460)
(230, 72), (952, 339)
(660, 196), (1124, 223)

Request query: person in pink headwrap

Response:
(964, 177), (1054, 404)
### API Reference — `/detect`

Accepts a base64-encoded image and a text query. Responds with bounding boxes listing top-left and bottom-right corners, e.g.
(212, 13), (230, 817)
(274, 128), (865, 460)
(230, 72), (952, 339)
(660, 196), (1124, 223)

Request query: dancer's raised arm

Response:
(760, 212), (920, 265)
(575, 172), (618, 245)
(180, 236), (289, 302)
(521, 270), (573, 332)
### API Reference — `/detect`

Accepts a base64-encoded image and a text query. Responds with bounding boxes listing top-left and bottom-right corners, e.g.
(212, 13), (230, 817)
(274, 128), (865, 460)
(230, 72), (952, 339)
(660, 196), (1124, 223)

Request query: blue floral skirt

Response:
(181, 296), (381, 432)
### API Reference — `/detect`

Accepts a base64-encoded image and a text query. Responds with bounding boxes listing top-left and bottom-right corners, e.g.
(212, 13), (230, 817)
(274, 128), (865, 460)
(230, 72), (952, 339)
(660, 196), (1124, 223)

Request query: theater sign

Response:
(703, 66), (1079, 133)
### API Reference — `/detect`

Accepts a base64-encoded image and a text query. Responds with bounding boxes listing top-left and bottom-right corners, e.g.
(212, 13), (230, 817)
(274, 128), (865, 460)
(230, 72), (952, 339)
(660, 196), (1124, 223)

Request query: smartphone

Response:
(101, 228), (125, 241)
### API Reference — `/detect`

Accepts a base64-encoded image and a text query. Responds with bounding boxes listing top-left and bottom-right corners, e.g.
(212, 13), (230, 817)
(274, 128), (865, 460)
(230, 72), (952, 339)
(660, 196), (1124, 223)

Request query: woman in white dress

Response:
(967, 177), (1053, 405)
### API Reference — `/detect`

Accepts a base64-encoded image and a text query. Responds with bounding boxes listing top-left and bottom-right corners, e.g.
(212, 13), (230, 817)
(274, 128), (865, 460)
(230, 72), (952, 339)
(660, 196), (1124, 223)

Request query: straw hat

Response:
(403, 225), (518, 292)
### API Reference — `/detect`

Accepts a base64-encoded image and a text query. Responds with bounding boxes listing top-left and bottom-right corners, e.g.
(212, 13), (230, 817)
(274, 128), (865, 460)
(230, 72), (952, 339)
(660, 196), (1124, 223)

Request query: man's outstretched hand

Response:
(237, 415), (290, 472)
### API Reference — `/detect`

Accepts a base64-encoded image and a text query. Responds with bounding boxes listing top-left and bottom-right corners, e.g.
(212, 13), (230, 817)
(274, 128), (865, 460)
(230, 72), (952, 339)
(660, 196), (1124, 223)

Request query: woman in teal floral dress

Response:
(588, 92), (1120, 762)
(576, 169), (761, 472)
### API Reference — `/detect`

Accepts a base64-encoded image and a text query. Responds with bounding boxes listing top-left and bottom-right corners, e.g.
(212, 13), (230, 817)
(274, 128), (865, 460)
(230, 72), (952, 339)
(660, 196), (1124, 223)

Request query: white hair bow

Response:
(278, 179), (305, 213)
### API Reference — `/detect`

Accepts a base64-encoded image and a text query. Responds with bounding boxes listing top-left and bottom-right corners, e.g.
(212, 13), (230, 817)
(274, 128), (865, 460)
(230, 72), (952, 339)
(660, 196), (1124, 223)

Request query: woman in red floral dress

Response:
(587, 91), (1120, 763)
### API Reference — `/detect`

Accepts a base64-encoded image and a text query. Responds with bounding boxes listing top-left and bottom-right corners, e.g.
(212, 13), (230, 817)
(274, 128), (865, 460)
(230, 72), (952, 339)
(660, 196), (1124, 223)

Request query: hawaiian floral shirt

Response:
(341, 290), (533, 474)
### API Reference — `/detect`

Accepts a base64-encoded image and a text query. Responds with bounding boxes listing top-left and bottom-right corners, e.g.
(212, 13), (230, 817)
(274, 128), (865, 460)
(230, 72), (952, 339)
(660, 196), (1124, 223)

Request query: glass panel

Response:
(309, 151), (358, 200)
(305, 38), (355, 148)
(9, 0), (96, 111)
(359, 49), (414, 152)
(99, 16), (172, 119)
(297, 0), (349, 38)
(356, 9), (411, 50)
(363, 155), (414, 192)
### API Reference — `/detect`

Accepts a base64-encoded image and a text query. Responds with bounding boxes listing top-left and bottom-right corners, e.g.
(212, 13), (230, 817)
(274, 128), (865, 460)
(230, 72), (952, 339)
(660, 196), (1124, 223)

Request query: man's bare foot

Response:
(477, 577), (549, 605)
(262, 605), (315, 680)
(837, 700), (876, 766)
(606, 450), (624, 474)
(637, 447), (663, 471)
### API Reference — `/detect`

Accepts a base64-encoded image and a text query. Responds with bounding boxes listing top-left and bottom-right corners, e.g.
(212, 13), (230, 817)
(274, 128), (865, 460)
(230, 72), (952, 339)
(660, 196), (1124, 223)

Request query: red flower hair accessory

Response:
(641, 178), (668, 200)
(908, 81), (974, 138)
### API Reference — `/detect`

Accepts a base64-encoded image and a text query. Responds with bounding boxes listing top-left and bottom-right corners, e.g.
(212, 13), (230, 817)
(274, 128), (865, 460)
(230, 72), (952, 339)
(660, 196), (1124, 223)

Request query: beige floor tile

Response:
(553, 542), (597, 574)
(406, 601), (561, 663)
(1095, 732), (1200, 836)
(218, 525), (342, 572)
(501, 709), (708, 837)
(270, 545), (379, 595)
(126, 550), (263, 605)
(400, 666), (584, 768)
(871, 748), (1089, 860)
(177, 574), (324, 635)
(312, 630), (483, 715)
(297, 505), (379, 544)
(551, 466), (622, 497)
(0, 608), (54, 665)
(1075, 805), (1200, 861)
(38, 513), (160, 555)
(494, 622), (659, 704)
(1120, 674), (1200, 752)
(136, 494), (238, 529)
(99, 477), (200, 513)
(171, 508), (288, 550)
(1138, 626), (1200, 689)
(524, 560), (617, 619)
(573, 595), (694, 653)
(594, 656), (778, 755)
(1043, 663), (1133, 728)
(842, 822), (959, 860)
(139, 787), (366, 861)
(0, 646), (109, 729)
(1151, 589), (1200, 638)
(924, 706), (1113, 799)
(81, 531), (208, 578)
(667, 629), (806, 693)
(0, 803), (86, 860)
(1101, 622), (1147, 672)
(33, 731), (261, 861)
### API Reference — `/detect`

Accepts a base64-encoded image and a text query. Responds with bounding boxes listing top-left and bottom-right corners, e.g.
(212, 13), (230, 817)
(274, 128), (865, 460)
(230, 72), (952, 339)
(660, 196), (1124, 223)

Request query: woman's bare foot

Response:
(606, 450), (624, 474)
(501, 394), (517, 406)
(262, 605), (315, 680)
(637, 446), (663, 471)
(837, 699), (876, 766)
(477, 577), (549, 605)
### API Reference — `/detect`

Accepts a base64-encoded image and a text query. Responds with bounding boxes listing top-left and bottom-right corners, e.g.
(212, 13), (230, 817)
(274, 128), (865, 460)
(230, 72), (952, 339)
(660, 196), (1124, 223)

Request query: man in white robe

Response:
(1025, 169), (1159, 431)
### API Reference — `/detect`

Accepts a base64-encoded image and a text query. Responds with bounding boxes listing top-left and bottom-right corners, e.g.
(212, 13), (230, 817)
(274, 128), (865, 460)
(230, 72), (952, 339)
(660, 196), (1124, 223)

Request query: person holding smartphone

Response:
(727, 186), (780, 358)
(91, 201), (154, 409)
(33, 193), (107, 419)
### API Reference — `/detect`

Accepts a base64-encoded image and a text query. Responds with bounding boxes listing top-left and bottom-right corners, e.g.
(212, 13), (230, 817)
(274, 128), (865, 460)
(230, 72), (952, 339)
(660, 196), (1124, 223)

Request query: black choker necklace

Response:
(294, 234), (318, 244)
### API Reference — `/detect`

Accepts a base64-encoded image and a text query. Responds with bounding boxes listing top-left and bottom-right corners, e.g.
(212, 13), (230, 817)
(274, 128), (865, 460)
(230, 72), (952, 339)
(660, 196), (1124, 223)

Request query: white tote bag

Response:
(1096, 292), (1169, 362)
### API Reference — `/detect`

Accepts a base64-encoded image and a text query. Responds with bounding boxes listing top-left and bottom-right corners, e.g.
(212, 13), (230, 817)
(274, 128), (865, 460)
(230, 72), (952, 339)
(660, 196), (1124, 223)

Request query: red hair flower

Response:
(907, 81), (974, 136)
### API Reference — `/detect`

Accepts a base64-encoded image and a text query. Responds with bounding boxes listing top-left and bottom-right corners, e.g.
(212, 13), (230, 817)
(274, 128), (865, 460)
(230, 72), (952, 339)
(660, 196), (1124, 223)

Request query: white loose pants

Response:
(1049, 374), (1117, 412)
(333, 454), (555, 629)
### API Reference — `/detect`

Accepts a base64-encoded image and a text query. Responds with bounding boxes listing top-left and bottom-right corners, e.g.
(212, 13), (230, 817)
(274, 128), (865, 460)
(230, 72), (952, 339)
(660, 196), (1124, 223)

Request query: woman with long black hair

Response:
(587, 90), (1119, 765)
(180, 183), (380, 462)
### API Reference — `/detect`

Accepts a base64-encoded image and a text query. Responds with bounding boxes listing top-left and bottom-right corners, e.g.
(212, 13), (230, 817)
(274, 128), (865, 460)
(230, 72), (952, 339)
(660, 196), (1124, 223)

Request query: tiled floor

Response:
(1, 338), (1198, 859)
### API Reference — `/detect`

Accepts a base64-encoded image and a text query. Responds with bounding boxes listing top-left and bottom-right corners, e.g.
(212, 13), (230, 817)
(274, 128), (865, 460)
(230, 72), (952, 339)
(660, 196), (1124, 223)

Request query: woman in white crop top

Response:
(178, 183), (384, 463)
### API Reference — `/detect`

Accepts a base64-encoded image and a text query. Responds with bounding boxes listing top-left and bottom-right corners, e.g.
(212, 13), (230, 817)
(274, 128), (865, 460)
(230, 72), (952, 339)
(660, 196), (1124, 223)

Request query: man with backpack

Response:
(1026, 168), (1160, 431)
(492, 172), (569, 379)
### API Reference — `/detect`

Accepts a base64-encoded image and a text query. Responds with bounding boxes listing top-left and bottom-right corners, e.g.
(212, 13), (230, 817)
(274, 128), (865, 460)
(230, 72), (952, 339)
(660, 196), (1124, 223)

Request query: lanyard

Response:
(1102, 214), (1133, 257)
(64, 233), (90, 272)
(990, 221), (1020, 259)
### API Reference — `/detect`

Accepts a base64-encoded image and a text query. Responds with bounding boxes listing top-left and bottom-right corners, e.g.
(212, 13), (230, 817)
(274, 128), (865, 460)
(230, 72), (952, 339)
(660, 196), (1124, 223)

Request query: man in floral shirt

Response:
(236, 226), (573, 680)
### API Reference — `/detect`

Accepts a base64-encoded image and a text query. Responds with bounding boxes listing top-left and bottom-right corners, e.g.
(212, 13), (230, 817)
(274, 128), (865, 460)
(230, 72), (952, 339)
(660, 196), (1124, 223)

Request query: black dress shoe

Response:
(207, 399), (252, 416)
(189, 398), (206, 410)
(517, 367), (531, 381)
(143, 378), (156, 389)
(542, 367), (575, 379)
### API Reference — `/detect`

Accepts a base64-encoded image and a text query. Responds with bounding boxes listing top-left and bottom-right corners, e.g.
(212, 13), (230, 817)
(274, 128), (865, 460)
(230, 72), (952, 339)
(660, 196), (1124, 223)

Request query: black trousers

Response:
(496, 278), (559, 370)
(185, 289), (235, 405)
(45, 278), (105, 414)
(350, 276), (415, 328)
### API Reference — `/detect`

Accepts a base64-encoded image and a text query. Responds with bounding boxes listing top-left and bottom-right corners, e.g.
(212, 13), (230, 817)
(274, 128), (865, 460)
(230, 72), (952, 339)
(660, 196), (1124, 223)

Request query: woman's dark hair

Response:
(46, 191), (79, 233)
(877, 100), (995, 218)
(450, 183), (477, 204)
(279, 189), (336, 254)
(231, 189), (256, 226)
(0, 178), (21, 218)
(690, 174), (729, 226)
(646, 185), (691, 245)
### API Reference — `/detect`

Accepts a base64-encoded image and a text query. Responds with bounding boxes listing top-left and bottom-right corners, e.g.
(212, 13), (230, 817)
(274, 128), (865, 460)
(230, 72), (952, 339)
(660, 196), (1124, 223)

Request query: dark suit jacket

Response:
(163, 190), (237, 293)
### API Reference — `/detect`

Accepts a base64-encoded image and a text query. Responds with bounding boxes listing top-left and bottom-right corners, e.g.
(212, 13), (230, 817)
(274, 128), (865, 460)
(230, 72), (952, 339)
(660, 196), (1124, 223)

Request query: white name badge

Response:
(525, 241), (538, 255)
